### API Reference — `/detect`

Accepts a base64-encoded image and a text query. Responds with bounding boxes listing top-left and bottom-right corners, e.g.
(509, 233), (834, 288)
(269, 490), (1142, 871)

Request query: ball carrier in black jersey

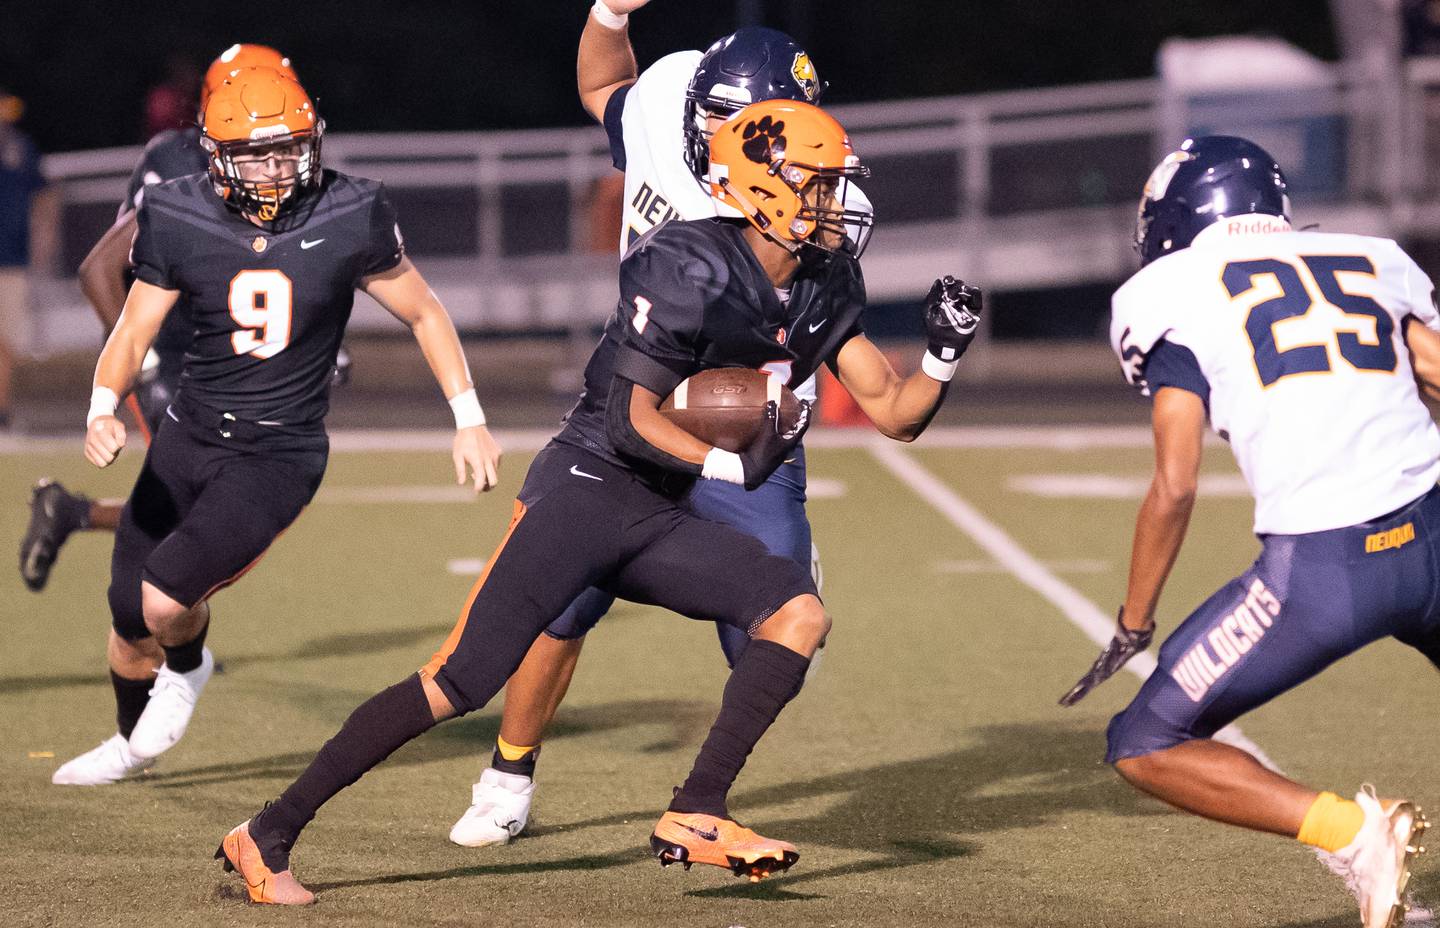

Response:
(63, 67), (503, 790)
(21, 45), (305, 597)
(215, 99), (981, 904)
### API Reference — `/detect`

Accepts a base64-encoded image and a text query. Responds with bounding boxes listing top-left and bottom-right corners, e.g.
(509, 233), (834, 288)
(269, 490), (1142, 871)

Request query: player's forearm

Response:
(877, 370), (950, 442)
(93, 325), (152, 398)
(577, 3), (636, 121)
(1122, 478), (1196, 629)
(407, 302), (475, 401)
(626, 386), (710, 466)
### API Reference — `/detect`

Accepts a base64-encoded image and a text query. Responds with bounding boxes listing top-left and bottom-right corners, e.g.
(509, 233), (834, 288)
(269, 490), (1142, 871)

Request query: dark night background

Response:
(1, 0), (1337, 153)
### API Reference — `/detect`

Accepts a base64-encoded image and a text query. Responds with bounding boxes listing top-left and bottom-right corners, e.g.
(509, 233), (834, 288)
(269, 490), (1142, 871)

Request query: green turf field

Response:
(4, 430), (1438, 927)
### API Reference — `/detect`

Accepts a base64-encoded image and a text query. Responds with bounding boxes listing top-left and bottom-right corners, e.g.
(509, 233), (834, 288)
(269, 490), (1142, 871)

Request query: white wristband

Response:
(590, 0), (628, 29)
(87, 386), (119, 427)
(448, 388), (486, 429)
(921, 350), (960, 383)
(701, 447), (745, 485)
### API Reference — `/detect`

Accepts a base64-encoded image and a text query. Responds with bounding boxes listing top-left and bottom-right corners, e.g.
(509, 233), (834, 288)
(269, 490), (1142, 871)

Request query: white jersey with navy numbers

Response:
(1111, 216), (1440, 535)
(610, 51), (874, 402)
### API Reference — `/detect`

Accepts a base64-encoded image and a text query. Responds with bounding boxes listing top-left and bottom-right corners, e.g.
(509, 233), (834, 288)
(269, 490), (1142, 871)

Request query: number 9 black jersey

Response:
(130, 170), (403, 429)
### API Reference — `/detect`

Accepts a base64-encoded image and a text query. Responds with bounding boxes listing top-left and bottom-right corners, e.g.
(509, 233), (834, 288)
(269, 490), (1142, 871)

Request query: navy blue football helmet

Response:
(1135, 135), (1290, 266)
(683, 27), (825, 179)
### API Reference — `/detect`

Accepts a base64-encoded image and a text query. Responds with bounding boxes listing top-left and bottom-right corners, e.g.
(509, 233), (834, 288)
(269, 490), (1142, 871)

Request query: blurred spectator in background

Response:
(0, 86), (49, 430)
(1405, 0), (1440, 55)
(144, 53), (202, 139)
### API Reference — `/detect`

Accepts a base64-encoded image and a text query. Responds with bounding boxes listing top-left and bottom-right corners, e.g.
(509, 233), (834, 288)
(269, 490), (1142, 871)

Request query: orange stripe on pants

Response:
(126, 394), (154, 446)
(422, 499), (528, 679)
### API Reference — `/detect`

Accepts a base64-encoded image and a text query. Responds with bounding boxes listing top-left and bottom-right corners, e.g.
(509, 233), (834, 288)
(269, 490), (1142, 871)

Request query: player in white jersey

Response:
(1060, 136), (1436, 928)
(447, 1), (884, 848)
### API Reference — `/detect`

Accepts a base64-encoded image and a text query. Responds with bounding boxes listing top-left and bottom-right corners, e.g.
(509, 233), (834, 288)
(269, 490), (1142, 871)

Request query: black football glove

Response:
(1058, 609), (1154, 707)
(738, 399), (811, 490)
(923, 276), (983, 363)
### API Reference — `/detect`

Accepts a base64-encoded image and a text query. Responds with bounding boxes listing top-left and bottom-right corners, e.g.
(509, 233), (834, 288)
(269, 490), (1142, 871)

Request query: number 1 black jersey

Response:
(554, 217), (866, 472)
(130, 169), (404, 429)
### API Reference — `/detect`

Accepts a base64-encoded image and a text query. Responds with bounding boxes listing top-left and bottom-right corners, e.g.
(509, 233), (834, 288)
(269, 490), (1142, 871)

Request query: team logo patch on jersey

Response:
(1365, 522), (1415, 554)
(791, 52), (819, 101)
(251, 235), (268, 254)
(742, 116), (786, 165)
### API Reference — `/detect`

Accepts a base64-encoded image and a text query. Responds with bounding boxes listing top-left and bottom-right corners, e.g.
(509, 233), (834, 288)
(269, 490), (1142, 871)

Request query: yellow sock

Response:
(496, 734), (537, 762)
(1297, 791), (1365, 852)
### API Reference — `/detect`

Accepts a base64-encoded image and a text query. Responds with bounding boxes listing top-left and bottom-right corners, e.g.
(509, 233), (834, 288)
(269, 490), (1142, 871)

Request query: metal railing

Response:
(28, 57), (1440, 353)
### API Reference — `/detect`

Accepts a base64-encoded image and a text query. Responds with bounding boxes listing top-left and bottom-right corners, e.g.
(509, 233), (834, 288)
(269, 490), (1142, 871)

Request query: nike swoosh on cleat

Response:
(569, 465), (603, 481)
(300, 238), (325, 249)
(808, 319), (828, 333)
(677, 823), (720, 841)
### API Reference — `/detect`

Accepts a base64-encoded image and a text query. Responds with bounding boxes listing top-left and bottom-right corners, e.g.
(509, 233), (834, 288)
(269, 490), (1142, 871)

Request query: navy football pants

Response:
(1107, 485), (1440, 763)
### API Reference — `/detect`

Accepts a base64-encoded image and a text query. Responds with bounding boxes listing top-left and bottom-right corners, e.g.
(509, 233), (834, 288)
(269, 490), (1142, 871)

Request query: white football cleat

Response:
(127, 647), (214, 760)
(449, 768), (535, 847)
(1330, 786), (1429, 928)
(52, 733), (151, 786)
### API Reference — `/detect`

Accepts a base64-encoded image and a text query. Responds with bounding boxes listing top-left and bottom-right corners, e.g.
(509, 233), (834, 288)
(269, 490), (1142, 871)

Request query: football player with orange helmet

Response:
(23, 45), (305, 596)
(448, 0), (876, 852)
(215, 100), (979, 900)
(53, 67), (502, 797)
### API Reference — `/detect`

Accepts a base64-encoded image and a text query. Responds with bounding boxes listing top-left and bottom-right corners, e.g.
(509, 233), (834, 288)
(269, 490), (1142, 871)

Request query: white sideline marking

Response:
(447, 558), (487, 575)
(1010, 473), (1250, 499)
(315, 485), (478, 504)
(936, 558), (1110, 575)
(0, 424), (1171, 457)
(866, 440), (1278, 769)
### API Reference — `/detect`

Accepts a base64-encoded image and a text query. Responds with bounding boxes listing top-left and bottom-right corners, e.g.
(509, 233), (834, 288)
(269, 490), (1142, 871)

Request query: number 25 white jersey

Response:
(1111, 219), (1440, 535)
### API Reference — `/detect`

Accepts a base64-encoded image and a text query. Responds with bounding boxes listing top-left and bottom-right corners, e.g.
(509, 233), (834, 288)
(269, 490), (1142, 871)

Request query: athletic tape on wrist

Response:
(921, 350), (959, 382)
(448, 388), (487, 429)
(702, 447), (745, 485)
(591, 0), (629, 29)
(87, 386), (119, 428)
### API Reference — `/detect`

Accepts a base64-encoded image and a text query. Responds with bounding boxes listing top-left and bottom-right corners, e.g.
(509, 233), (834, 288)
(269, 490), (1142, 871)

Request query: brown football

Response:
(659, 368), (801, 452)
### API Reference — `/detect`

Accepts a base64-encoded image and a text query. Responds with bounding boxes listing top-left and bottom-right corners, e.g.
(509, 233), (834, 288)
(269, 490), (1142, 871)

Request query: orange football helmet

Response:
(708, 99), (872, 258)
(200, 67), (323, 222)
(201, 44), (297, 111)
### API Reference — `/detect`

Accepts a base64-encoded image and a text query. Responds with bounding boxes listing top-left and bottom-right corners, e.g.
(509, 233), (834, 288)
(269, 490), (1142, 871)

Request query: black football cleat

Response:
(19, 480), (90, 592)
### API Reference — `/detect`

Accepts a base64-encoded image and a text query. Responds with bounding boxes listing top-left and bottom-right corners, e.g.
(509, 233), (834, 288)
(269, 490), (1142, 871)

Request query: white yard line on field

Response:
(0, 424), (1178, 457)
(866, 440), (1277, 767)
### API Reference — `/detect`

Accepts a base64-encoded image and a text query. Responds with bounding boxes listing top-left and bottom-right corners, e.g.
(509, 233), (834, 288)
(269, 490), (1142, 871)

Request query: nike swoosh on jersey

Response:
(808, 319), (828, 333)
(569, 465), (603, 481)
(300, 238), (325, 249)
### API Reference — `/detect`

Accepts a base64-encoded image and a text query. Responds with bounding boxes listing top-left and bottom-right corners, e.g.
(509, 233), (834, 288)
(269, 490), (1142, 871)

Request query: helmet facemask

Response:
(205, 126), (323, 224)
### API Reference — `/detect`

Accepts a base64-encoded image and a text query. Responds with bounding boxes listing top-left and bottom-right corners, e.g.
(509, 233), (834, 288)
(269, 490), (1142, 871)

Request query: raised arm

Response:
(362, 257), (503, 492)
(577, 0), (651, 121)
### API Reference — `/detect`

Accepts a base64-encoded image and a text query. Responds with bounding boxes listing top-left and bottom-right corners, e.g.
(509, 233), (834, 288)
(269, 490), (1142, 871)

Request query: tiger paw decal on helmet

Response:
(742, 116), (786, 165)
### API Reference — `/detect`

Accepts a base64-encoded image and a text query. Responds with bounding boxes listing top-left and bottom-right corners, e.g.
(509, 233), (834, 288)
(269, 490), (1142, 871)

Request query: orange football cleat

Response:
(650, 811), (799, 881)
(215, 820), (315, 905)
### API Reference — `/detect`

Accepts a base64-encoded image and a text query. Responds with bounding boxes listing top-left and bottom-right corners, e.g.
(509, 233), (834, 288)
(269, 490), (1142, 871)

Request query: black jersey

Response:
(555, 217), (865, 470)
(121, 129), (209, 359)
(130, 169), (404, 429)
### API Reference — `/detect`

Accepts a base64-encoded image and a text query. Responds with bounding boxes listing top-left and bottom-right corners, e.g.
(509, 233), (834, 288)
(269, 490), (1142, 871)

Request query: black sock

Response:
(252, 674), (436, 870)
(111, 670), (153, 739)
(59, 490), (92, 531)
(161, 620), (208, 674)
(491, 743), (540, 778)
(669, 639), (810, 818)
